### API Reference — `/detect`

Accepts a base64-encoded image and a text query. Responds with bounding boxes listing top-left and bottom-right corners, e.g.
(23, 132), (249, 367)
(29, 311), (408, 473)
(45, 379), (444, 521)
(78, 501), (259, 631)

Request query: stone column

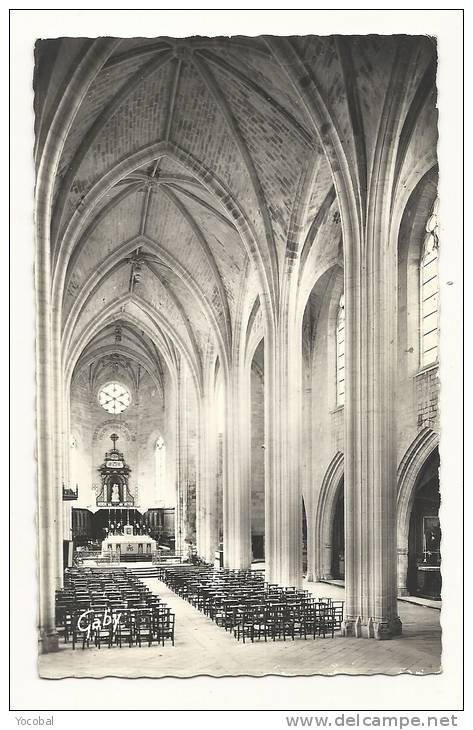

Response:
(196, 394), (219, 564)
(62, 503), (72, 547)
(53, 364), (69, 588)
(223, 366), (252, 570)
(265, 328), (303, 588)
(35, 204), (59, 654)
(321, 543), (333, 581)
(301, 377), (313, 581)
(34, 38), (120, 653)
(305, 502), (315, 583)
(175, 367), (189, 558)
(62, 403), (72, 550)
(397, 546), (409, 596)
(62, 395), (72, 549)
(52, 368), (66, 588)
(342, 219), (402, 639)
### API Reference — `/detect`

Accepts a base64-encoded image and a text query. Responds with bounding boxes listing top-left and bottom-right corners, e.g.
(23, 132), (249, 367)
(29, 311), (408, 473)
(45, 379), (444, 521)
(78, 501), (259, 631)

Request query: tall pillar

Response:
(52, 367), (66, 588)
(62, 395), (72, 548)
(175, 366), (189, 557)
(304, 503), (315, 582)
(321, 543), (334, 581)
(176, 363), (194, 557)
(342, 218), (402, 639)
(62, 503), (72, 545)
(196, 394), (219, 564)
(265, 328), (303, 588)
(35, 203), (59, 654)
(301, 376), (313, 581)
(223, 366), (252, 570)
(397, 546), (409, 596)
(34, 38), (120, 653)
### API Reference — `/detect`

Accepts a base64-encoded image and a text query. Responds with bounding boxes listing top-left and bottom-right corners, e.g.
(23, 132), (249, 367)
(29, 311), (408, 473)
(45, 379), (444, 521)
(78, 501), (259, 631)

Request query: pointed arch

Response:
(315, 451), (344, 580)
(52, 141), (277, 335)
(397, 428), (440, 548)
(73, 343), (164, 399)
(64, 294), (200, 398)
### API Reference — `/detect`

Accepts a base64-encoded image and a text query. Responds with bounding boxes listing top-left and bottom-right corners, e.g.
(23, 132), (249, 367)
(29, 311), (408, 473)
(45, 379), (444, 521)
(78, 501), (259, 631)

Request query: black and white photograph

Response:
(10, 6), (464, 716)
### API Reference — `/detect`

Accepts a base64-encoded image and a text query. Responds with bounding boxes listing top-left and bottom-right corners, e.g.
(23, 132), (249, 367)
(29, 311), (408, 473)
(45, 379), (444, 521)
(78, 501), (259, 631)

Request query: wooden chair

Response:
(283, 602), (300, 641)
(331, 600), (345, 629)
(135, 609), (153, 647)
(215, 599), (239, 632)
(263, 603), (286, 641)
(320, 604), (336, 638)
(154, 610), (175, 646)
(233, 605), (256, 643)
(115, 610), (134, 648)
(71, 610), (92, 650)
(63, 609), (75, 644)
(300, 602), (325, 639)
(93, 610), (113, 649)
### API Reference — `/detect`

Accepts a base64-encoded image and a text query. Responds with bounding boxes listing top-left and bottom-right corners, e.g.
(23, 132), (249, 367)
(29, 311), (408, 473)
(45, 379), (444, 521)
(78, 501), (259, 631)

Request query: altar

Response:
(102, 524), (157, 557)
(96, 435), (158, 560)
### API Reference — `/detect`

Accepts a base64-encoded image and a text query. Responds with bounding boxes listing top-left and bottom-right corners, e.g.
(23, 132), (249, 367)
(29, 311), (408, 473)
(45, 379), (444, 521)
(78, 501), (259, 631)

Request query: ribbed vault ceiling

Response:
(34, 34), (436, 394)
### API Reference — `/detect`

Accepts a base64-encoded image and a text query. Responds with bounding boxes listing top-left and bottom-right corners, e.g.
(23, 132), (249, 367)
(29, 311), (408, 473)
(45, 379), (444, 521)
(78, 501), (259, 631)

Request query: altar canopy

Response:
(96, 433), (134, 508)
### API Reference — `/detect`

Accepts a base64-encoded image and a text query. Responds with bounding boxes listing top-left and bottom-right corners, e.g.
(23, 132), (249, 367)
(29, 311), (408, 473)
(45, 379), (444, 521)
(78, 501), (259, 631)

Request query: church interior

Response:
(34, 33), (442, 677)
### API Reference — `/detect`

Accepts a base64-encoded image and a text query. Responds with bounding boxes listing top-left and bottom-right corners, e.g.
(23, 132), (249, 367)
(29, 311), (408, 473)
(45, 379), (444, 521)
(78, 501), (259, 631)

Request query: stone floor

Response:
(318, 578), (442, 610)
(39, 579), (442, 679)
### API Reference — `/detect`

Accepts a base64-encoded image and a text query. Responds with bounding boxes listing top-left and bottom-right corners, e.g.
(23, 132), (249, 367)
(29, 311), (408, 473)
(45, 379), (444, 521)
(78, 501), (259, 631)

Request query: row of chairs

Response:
(216, 596), (341, 642)
(55, 567), (175, 649)
(159, 565), (344, 643)
(66, 606), (175, 649)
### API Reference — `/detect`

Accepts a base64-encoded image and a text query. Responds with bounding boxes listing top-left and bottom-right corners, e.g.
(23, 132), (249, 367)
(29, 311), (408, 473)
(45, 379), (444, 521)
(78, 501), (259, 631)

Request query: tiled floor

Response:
(39, 579), (441, 679)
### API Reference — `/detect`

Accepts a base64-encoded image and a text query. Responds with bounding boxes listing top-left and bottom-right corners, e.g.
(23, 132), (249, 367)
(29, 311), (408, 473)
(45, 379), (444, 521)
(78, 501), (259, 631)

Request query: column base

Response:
(267, 569), (303, 589)
(397, 588), (409, 597)
(224, 559), (252, 571)
(342, 616), (402, 639)
(38, 628), (59, 654)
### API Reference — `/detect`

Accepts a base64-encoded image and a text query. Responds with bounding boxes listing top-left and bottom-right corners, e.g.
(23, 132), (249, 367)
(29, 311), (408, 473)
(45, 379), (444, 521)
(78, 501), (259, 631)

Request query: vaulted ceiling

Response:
(34, 35), (437, 398)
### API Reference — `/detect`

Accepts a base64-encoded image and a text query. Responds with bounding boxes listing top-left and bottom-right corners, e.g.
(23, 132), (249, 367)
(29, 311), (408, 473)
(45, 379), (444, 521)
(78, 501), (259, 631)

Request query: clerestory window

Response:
(420, 199), (439, 367)
(336, 293), (345, 406)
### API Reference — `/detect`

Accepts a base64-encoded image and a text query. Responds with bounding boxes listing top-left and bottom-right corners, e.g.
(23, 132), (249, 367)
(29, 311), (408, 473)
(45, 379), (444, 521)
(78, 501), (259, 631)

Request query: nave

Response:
(33, 33), (444, 668)
(41, 565), (441, 679)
